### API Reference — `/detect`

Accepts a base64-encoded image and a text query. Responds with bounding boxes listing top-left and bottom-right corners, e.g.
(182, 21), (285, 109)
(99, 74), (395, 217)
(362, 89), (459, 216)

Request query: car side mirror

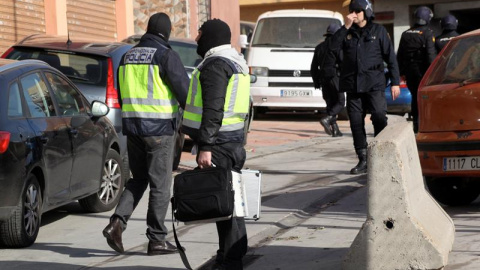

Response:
(91, 100), (110, 117)
(239, 34), (249, 49)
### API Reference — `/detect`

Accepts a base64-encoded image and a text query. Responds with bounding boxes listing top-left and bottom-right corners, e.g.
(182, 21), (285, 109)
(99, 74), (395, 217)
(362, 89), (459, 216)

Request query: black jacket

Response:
(397, 25), (437, 77)
(435, 30), (459, 53)
(183, 57), (245, 151)
(310, 36), (340, 89)
(118, 33), (189, 136)
(330, 22), (400, 93)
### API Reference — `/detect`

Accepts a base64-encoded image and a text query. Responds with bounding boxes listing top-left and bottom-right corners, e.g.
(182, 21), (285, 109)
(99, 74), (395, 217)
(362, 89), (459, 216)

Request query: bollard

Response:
(343, 122), (455, 270)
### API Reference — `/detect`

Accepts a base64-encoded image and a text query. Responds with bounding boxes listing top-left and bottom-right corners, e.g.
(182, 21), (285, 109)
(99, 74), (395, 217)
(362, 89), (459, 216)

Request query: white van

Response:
(247, 9), (344, 115)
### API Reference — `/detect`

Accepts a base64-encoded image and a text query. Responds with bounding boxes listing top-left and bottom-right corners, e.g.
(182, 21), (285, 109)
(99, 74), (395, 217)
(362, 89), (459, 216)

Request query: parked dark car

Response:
(1, 34), (134, 173)
(417, 29), (480, 206)
(0, 59), (124, 247)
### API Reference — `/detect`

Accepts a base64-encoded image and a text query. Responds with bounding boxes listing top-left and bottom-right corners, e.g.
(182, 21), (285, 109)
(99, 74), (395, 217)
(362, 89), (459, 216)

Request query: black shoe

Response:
(103, 217), (125, 253)
(331, 122), (343, 137)
(147, 240), (180, 255)
(320, 115), (334, 135)
(350, 148), (367, 174)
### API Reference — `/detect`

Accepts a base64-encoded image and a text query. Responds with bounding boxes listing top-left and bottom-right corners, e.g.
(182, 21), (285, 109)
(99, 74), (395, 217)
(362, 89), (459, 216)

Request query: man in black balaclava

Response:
(196, 19), (232, 58)
(146, 12), (171, 41)
(182, 19), (250, 270)
(102, 12), (189, 256)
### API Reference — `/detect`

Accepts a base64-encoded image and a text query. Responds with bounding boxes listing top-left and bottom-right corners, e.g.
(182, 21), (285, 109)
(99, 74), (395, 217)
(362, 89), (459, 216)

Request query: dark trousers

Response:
(113, 134), (175, 242)
(322, 77), (345, 123)
(205, 142), (248, 270)
(405, 72), (422, 131)
(347, 91), (388, 152)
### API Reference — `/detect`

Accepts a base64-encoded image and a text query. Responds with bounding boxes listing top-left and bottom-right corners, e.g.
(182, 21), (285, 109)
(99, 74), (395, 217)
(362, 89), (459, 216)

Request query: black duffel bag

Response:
(172, 166), (234, 222)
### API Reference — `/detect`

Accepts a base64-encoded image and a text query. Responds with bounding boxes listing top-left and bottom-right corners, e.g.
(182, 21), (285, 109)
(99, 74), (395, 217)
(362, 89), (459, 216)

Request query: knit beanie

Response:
(196, 19), (231, 58)
(147, 12), (171, 41)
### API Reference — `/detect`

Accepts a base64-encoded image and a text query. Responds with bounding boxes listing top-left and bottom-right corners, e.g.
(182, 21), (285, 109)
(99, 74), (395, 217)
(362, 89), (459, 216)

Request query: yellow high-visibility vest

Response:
(183, 60), (250, 132)
(119, 62), (178, 119)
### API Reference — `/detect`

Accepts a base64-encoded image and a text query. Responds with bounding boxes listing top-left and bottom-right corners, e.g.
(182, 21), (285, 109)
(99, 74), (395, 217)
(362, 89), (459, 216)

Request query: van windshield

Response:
(251, 17), (340, 48)
(424, 35), (480, 86)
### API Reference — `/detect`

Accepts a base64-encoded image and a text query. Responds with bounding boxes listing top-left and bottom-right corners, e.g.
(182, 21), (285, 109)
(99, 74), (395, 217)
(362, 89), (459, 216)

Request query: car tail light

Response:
(0, 131), (11, 154)
(0, 47), (14, 58)
(106, 58), (121, 109)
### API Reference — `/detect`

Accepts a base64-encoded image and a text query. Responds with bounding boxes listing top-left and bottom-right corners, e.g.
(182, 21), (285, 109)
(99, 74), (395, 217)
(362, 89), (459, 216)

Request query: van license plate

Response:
(443, 156), (480, 171)
(281, 90), (312, 97)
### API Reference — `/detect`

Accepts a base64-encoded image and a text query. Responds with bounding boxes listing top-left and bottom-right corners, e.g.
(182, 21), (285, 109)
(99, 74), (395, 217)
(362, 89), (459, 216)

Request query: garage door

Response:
(0, 0), (46, 54)
(66, 0), (116, 41)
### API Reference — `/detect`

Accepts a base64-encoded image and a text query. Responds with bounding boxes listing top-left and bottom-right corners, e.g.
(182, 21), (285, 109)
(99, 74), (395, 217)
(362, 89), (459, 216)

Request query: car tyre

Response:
(79, 149), (124, 212)
(0, 174), (42, 247)
(425, 177), (480, 206)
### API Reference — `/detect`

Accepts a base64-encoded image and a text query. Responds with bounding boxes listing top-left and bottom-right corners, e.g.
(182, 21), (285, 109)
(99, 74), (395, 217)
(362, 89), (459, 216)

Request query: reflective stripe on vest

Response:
(183, 67), (250, 132)
(119, 64), (178, 119)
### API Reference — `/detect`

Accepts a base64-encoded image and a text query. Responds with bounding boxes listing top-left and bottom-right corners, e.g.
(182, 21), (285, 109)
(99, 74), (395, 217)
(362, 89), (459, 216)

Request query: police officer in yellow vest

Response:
(103, 12), (188, 256)
(182, 19), (250, 270)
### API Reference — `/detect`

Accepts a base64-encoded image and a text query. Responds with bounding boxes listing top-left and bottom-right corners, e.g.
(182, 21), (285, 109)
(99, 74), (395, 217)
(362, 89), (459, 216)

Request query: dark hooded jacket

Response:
(118, 32), (189, 136)
(329, 22), (400, 93)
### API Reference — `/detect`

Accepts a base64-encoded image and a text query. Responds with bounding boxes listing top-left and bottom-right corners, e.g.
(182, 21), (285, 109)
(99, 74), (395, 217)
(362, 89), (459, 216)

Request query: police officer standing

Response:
(397, 6), (436, 133)
(311, 23), (345, 137)
(329, 0), (400, 175)
(102, 12), (189, 255)
(182, 19), (249, 269)
(435, 14), (459, 53)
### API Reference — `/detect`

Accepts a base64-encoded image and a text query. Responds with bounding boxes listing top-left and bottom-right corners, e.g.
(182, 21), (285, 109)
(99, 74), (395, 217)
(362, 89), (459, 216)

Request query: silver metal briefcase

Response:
(241, 169), (262, 220)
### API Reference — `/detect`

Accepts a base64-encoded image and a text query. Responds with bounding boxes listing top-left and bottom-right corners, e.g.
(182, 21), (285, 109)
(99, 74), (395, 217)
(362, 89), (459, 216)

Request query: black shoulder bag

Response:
(171, 166), (234, 269)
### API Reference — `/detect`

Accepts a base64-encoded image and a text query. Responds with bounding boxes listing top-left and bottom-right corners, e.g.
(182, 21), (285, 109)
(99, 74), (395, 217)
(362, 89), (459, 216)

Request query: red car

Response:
(417, 29), (480, 206)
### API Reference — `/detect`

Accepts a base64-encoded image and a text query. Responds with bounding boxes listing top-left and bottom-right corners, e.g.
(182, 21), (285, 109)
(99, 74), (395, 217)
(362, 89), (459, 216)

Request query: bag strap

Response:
(172, 207), (193, 270)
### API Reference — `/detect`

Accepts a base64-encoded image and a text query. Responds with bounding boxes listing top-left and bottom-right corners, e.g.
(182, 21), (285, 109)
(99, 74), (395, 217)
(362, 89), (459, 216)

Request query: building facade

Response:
(0, 0), (241, 54)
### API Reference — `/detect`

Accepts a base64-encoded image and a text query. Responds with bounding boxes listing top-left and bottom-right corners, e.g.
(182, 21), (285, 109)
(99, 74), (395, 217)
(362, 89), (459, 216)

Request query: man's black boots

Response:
(320, 115), (334, 135)
(350, 148), (367, 174)
(331, 123), (343, 137)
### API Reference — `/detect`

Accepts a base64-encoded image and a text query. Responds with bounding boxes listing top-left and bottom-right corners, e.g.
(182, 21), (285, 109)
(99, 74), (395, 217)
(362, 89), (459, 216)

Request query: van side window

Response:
(20, 72), (56, 118)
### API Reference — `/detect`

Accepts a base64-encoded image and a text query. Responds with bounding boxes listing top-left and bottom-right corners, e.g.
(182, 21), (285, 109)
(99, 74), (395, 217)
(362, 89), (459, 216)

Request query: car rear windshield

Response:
(251, 17), (341, 48)
(6, 48), (107, 87)
(424, 35), (480, 86)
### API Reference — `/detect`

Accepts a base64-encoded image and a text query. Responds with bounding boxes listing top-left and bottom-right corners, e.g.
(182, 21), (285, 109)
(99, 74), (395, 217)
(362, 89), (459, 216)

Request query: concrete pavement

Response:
(2, 114), (479, 269)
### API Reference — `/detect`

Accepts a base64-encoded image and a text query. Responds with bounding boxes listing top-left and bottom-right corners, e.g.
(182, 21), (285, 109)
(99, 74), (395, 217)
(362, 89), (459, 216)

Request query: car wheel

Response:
(79, 149), (124, 212)
(0, 174), (42, 247)
(425, 177), (480, 206)
(173, 131), (185, 171)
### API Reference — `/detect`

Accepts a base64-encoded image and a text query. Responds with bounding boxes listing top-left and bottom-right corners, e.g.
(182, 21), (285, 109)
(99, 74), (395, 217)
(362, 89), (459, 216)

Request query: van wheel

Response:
(0, 174), (42, 247)
(79, 149), (124, 212)
(425, 177), (480, 206)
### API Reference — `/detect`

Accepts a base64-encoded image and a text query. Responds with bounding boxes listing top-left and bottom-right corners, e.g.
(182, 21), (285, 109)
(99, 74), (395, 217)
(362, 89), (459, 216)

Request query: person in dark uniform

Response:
(310, 23), (345, 137)
(435, 14), (459, 53)
(397, 6), (436, 133)
(182, 19), (249, 270)
(329, 0), (400, 174)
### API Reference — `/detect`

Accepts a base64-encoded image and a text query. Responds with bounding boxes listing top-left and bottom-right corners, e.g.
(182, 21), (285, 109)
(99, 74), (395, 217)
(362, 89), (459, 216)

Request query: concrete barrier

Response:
(343, 122), (455, 270)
